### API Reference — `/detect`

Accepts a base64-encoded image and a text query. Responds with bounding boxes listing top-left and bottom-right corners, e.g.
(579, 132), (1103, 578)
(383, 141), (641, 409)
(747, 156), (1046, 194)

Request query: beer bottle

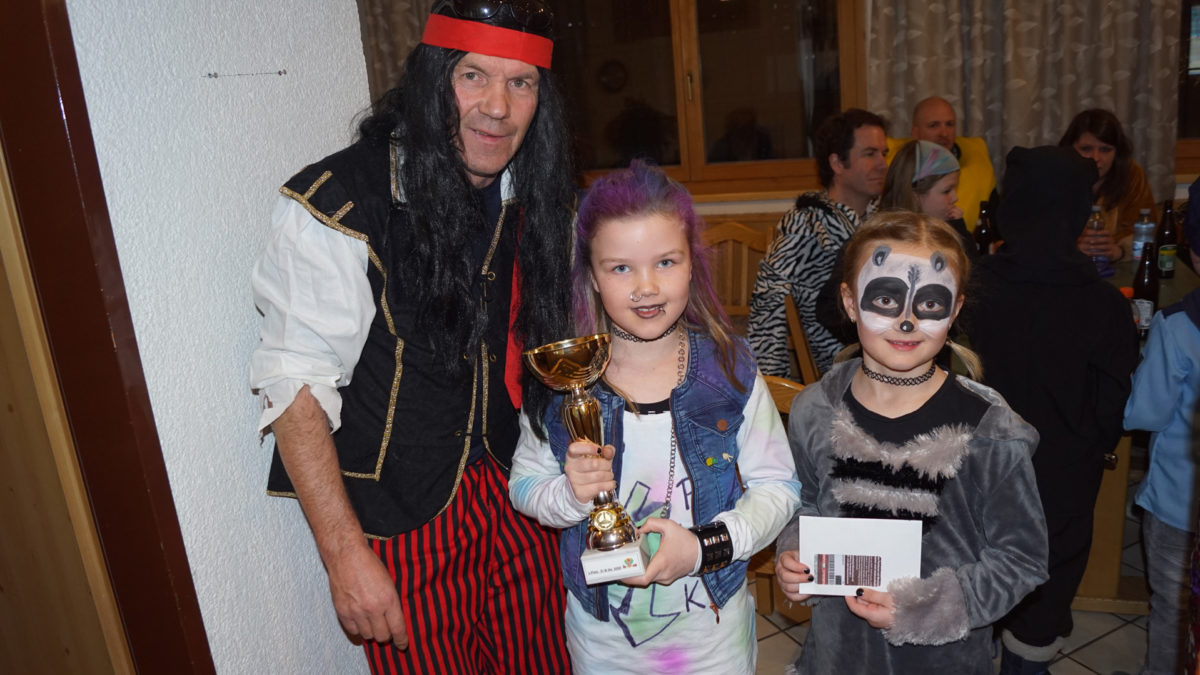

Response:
(1132, 226), (1159, 339)
(1158, 200), (1178, 279)
(973, 201), (995, 256)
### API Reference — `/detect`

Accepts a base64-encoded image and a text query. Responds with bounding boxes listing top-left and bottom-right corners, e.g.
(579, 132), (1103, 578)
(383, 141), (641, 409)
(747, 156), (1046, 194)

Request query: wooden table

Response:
(1107, 257), (1200, 308)
(1073, 260), (1200, 614)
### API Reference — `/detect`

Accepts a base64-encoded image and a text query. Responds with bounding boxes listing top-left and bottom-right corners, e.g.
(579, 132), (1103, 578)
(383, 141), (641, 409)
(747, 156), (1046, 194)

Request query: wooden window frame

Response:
(581, 0), (867, 198)
(1176, 0), (1198, 178)
(1177, 139), (1200, 176)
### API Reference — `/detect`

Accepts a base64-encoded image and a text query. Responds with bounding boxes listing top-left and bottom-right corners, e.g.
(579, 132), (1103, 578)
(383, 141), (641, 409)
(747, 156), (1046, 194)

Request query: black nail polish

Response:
(807, 574), (814, 582)
(855, 588), (864, 597)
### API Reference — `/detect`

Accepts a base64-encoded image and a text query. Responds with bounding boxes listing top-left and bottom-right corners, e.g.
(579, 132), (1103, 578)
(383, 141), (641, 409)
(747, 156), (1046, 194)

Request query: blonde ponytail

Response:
(948, 340), (983, 381)
(833, 343), (862, 364)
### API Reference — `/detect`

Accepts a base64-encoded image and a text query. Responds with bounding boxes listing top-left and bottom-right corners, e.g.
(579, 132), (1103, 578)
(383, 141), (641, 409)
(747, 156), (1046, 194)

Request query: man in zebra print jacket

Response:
(748, 109), (889, 377)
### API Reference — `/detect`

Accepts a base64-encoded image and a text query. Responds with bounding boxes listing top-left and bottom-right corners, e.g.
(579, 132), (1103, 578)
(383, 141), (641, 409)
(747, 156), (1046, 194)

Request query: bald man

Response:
(887, 96), (996, 232)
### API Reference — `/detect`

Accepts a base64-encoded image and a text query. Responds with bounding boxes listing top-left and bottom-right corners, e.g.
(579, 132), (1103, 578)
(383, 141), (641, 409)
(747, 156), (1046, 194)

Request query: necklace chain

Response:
(611, 321), (677, 343)
(660, 329), (686, 518)
(860, 360), (937, 386)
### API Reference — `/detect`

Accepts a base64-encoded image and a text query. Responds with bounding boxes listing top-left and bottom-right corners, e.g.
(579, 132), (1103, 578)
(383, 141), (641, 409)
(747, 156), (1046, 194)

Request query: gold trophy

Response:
(524, 333), (649, 583)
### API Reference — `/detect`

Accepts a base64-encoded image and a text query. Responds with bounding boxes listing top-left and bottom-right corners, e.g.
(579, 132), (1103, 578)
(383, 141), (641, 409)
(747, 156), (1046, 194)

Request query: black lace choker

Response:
(610, 321), (678, 343)
(860, 361), (937, 386)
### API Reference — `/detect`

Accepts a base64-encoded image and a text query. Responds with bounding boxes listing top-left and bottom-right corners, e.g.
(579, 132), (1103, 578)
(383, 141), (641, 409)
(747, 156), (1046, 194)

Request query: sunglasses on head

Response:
(451, 0), (553, 32)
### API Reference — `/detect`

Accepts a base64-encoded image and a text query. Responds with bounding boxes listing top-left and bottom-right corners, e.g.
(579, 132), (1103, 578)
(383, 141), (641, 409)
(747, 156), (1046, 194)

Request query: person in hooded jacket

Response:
(962, 145), (1139, 674)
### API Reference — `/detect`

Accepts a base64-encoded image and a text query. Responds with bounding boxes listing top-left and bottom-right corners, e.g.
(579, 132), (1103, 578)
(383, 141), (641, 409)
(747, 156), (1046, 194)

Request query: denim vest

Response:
(544, 330), (756, 620)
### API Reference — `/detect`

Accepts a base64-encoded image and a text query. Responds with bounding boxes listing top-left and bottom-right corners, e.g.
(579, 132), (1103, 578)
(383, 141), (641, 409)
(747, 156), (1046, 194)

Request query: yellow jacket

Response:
(887, 136), (996, 231)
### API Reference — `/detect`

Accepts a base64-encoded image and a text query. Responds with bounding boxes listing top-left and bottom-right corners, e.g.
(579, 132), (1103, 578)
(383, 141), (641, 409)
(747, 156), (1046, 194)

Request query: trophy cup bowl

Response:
(524, 333), (639, 552)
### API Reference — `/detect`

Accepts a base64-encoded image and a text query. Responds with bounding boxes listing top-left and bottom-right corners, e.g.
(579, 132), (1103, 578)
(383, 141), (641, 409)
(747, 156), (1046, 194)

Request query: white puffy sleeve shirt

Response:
(249, 195), (375, 433)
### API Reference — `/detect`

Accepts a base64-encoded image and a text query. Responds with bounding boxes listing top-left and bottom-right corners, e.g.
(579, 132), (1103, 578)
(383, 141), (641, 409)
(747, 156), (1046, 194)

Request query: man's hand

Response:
(327, 543), (408, 647)
(845, 587), (896, 629)
(774, 549), (813, 603)
(563, 440), (616, 504)
(620, 518), (699, 587)
(271, 387), (407, 647)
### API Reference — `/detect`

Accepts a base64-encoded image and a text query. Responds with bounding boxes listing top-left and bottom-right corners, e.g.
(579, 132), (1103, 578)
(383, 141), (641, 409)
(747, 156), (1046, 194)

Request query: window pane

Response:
(1181, 1), (1200, 137)
(698, 0), (840, 163)
(549, 1), (680, 170)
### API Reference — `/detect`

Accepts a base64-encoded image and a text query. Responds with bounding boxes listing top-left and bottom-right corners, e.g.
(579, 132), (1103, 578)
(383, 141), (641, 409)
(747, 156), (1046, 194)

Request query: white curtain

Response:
(866, 0), (1181, 201)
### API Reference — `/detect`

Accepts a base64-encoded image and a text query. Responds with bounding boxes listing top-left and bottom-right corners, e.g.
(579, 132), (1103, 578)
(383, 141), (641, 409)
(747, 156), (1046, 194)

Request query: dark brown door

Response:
(0, 1), (214, 672)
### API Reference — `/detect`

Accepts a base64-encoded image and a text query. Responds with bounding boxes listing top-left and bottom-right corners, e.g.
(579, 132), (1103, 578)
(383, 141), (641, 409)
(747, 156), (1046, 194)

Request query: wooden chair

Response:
(701, 221), (771, 331)
(784, 294), (821, 385)
(763, 374), (804, 416)
(747, 374), (812, 622)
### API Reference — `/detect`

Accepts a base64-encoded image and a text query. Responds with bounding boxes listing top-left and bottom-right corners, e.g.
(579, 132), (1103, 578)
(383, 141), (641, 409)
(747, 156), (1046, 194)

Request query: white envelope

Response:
(793, 515), (922, 596)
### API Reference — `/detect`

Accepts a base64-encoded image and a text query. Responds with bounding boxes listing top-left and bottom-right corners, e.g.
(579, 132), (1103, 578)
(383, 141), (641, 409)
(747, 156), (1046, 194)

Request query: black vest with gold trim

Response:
(266, 137), (520, 538)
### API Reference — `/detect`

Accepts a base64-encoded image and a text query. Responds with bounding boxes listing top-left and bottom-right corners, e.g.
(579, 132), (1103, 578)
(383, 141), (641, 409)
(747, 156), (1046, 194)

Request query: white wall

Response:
(63, 2), (371, 672)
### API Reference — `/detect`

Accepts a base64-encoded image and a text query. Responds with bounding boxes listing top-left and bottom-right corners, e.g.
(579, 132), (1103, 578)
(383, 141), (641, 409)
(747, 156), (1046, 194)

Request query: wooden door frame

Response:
(1, 1), (214, 672)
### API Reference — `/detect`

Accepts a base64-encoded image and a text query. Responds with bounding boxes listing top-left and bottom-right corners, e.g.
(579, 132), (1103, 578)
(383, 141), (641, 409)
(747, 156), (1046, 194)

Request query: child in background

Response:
(774, 211), (1047, 674)
(508, 160), (801, 674)
(818, 139), (975, 346)
(1125, 286), (1200, 675)
(1124, 182), (1200, 675)
(879, 139), (972, 253)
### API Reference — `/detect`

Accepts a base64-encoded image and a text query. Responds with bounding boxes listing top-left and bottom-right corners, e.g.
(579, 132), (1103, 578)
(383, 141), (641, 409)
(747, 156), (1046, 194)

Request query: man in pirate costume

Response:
(249, 2), (574, 672)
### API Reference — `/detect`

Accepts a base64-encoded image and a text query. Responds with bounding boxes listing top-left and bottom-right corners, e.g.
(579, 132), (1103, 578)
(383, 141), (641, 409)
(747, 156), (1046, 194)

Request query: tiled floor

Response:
(754, 449), (1154, 674)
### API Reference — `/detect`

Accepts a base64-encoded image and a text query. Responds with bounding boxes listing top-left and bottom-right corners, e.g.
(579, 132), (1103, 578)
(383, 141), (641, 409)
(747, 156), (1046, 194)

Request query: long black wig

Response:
(358, 43), (575, 438)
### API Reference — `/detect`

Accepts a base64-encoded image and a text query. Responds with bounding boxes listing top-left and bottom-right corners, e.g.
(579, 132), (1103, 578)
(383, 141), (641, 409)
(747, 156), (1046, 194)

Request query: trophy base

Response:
(581, 536), (652, 585)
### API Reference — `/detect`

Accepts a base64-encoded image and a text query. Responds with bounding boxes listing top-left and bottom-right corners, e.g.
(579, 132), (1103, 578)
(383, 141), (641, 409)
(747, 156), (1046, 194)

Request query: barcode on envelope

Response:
(815, 553), (882, 586)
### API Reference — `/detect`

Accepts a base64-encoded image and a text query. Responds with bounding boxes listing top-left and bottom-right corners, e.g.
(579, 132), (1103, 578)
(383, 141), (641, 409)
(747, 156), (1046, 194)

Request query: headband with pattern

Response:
(912, 140), (960, 185)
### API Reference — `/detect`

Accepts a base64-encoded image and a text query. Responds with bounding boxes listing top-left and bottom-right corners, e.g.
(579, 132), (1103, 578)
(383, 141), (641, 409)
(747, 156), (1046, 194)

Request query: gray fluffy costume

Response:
(777, 359), (1048, 674)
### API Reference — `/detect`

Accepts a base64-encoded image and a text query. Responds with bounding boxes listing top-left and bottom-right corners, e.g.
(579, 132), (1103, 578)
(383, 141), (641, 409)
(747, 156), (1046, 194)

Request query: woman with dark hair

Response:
(1059, 108), (1158, 263)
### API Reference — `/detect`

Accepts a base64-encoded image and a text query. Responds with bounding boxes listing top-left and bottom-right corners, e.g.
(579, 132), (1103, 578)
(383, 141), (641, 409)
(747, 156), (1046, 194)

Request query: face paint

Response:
(856, 246), (957, 338)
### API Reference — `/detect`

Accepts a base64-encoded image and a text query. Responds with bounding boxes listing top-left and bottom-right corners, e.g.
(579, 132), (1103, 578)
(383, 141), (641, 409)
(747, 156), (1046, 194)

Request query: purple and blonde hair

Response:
(573, 160), (747, 389)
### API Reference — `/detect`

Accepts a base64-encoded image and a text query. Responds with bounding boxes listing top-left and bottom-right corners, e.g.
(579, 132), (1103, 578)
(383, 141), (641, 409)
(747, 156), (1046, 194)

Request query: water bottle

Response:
(1131, 208), (1155, 264)
(1086, 206), (1114, 277)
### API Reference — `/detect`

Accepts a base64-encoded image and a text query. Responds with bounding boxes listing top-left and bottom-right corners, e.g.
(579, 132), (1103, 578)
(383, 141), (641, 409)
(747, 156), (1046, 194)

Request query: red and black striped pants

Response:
(366, 458), (570, 674)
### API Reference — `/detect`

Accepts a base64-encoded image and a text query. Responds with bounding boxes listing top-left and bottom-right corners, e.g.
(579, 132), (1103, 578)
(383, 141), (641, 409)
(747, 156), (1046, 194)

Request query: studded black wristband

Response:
(690, 521), (733, 574)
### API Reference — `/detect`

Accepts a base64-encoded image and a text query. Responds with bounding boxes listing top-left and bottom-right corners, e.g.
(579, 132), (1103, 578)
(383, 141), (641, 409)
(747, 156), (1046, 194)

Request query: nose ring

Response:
(630, 292), (643, 302)
(899, 320), (915, 333)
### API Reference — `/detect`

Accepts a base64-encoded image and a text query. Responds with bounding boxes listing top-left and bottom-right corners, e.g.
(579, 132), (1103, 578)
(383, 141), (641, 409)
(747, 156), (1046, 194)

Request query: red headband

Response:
(421, 14), (553, 69)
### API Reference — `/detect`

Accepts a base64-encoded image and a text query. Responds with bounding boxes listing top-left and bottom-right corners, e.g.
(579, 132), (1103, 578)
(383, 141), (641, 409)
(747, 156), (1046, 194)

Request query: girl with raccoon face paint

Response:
(773, 211), (1048, 674)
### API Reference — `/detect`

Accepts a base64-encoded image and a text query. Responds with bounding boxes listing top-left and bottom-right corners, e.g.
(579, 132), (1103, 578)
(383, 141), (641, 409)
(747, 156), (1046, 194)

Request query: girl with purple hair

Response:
(509, 160), (801, 673)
